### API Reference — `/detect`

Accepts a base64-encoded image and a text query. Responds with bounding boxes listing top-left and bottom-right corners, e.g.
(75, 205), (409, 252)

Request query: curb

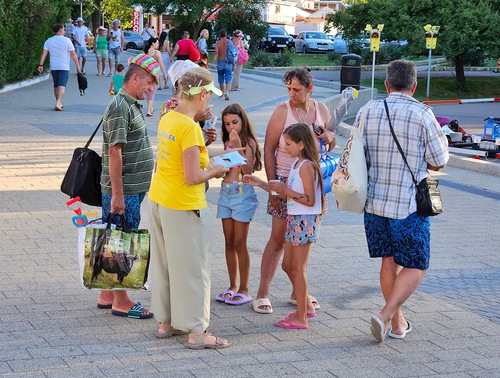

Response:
(337, 124), (500, 177)
(0, 73), (50, 94)
(424, 98), (500, 105)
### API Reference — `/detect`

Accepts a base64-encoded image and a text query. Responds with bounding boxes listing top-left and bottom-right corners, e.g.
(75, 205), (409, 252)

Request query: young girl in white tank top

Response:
(243, 122), (324, 330)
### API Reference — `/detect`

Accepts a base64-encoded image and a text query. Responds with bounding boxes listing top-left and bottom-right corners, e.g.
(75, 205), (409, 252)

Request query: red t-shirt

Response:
(177, 39), (194, 55)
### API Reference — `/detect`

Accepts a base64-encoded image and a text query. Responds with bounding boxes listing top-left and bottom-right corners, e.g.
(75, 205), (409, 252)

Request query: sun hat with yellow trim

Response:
(184, 81), (222, 97)
(129, 53), (160, 81)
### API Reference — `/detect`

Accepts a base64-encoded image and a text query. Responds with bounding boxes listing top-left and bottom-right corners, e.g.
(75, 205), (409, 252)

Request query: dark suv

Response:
(259, 27), (294, 52)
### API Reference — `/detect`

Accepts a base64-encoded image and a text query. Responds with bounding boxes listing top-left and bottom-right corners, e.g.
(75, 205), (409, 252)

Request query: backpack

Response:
(237, 46), (249, 65)
(226, 41), (239, 64)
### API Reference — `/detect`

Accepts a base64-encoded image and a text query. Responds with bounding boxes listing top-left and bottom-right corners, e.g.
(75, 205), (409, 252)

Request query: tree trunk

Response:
(454, 56), (466, 85)
(91, 10), (102, 33)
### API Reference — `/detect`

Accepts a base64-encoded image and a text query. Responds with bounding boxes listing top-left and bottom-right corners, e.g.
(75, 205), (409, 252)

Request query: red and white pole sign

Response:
(132, 9), (141, 33)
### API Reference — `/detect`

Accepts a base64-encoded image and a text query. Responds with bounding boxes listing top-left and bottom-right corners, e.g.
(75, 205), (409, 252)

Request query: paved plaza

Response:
(1, 54), (500, 377)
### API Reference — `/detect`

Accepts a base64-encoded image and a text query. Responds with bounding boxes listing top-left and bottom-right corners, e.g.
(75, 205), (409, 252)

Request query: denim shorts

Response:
(364, 211), (430, 270)
(217, 60), (233, 84)
(75, 45), (87, 58)
(102, 193), (146, 229)
(109, 47), (121, 61)
(217, 183), (258, 222)
(286, 214), (321, 246)
(51, 70), (69, 87)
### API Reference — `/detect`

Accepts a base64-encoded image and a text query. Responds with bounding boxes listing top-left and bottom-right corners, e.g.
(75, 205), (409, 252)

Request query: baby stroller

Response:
(77, 72), (88, 96)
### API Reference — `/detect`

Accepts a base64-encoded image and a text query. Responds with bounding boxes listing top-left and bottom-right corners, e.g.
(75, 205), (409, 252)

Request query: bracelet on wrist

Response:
(38, 64), (43, 67)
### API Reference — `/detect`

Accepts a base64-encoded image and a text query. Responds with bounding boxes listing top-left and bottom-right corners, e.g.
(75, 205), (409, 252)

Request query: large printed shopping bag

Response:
(77, 215), (150, 290)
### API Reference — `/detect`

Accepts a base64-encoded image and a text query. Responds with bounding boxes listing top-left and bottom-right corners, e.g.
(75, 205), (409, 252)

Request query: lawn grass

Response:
(291, 53), (337, 67)
(361, 77), (500, 101)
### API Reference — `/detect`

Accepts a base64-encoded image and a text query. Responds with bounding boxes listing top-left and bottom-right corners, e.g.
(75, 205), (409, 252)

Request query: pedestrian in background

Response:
(72, 17), (88, 74)
(37, 23), (80, 111)
(230, 30), (245, 92)
(108, 63), (125, 95)
(107, 19), (124, 76)
(143, 37), (167, 116)
(65, 19), (74, 41)
(196, 29), (209, 68)
(212, 29), (232, 100)
(158, 31), (171, 89)
(94, 26), (108, 76)
(171, 31), (196, 61)
(98, 53), (159, 320)
(353, 59), (449, 343)
(142, 22), (155, 42)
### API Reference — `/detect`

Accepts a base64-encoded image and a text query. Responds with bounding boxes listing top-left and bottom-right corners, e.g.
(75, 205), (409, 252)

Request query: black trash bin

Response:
(340, 54), (361, 92)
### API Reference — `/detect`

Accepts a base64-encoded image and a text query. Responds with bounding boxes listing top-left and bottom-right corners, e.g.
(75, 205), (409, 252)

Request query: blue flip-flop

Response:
(215, 290), (235, 302)
(225, 293), (252, 306)
(111, 302), (154, 319)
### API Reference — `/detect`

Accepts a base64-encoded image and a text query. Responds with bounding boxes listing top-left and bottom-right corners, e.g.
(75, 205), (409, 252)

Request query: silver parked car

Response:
(295, 31), (334, 53)
(123, 31), (144, 51)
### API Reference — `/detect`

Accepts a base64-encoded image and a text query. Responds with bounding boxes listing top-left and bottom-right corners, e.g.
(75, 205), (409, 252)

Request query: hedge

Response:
(0, 0), (68, 88)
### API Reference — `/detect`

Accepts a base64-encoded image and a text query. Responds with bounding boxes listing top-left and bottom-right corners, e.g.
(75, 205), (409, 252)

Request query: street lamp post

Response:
(78, 0), (83, 19)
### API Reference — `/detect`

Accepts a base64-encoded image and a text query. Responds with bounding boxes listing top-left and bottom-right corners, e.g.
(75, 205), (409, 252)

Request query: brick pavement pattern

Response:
(1, 54), (500, 377)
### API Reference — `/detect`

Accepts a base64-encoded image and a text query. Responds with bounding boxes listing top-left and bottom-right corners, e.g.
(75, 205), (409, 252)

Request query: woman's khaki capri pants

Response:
(148, 201), (212, 333)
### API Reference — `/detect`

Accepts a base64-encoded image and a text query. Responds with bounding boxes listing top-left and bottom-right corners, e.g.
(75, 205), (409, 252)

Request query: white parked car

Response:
(295, 31), (334, 53)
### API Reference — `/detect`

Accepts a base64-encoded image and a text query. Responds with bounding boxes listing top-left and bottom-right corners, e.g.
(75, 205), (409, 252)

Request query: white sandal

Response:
(252, 298), (273, 314)
(289, 295), (320, 310)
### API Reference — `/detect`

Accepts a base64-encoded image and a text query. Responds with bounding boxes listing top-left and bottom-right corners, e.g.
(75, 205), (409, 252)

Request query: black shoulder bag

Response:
(383, 100), (443, 216)
(61, 119), (103, 207)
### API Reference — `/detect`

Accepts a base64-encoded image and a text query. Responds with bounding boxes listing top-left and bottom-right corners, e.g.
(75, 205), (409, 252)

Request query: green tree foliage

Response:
(101, 0), (132, 29)
(327, 0), (500, 84)
(0, 0), (69, 88)
(136, 0), (266, 39)
(214, 6), (267, 50)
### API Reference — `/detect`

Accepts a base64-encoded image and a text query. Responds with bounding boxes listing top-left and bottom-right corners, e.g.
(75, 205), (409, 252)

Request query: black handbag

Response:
(61, 119), (103, 207)
(383, 101), (443, 216)
(77, 71), (88, 96)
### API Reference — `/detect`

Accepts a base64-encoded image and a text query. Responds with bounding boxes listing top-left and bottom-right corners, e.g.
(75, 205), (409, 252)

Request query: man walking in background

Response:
(37, 24), (80, 111)
(65, 19), (74, 42)
(72, 17), (88, 74)
(353, 60), (449, 343)
(212, 29), (232, 101)
(97, 54), (159, 319)
(107, 19), (125, 76)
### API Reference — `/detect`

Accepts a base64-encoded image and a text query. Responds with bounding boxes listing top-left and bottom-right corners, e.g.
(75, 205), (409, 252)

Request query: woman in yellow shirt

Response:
(148, 67), (231, 349)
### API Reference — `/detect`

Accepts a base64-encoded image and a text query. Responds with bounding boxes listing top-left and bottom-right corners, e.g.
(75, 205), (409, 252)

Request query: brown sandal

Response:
(186, 331), (231, 350)
(155, 323), (187, 339)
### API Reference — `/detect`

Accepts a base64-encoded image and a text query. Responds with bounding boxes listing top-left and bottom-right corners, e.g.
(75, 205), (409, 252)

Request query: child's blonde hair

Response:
(283, 122), (324, 212)
(221, 103), (262, 172)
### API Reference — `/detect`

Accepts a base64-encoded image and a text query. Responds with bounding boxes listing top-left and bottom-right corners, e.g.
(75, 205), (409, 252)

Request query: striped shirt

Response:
(101, 89), (154, 195)
(353, 93), (449, 219)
